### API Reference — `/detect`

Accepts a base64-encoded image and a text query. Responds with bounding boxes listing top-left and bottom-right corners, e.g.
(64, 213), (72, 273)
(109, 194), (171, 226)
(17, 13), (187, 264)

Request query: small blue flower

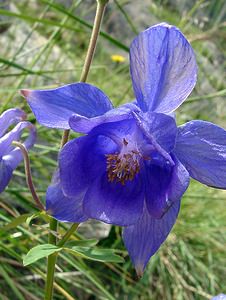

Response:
(0, 108), (36, 193)
(21, 23), (226, 275)
(211, 295), (226, 300)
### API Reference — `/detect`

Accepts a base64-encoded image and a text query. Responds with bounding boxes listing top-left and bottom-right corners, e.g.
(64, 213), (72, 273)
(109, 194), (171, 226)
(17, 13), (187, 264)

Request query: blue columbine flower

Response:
(211, 295), (226, 300)
(0, 108), (36, 193)
(21, 23), (226, 275)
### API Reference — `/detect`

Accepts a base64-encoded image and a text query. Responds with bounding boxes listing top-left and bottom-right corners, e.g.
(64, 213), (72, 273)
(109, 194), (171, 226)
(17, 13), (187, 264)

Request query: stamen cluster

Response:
(106, 149), (140, 185)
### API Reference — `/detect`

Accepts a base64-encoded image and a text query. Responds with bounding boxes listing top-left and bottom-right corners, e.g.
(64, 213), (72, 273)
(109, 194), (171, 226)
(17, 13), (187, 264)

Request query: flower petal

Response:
(145, 156), (189, 218)
(2, 122), (36, 170)
(69, 102), (140, 134)
(83, 173), (144, 226)
(122, 201), (180, 276)
(141, 112), (177, 152)
(130, 23), (197, 113)
(0, 160), (13, 193)
(0, 121), (36, 158)
(90, 117), (138, 144)
(0, 108), (26, 138)
(168, 156), (190, 202)
(59, 135), (117, 197)
(46, 171), (88, 223)
(59, 137), (92, 197)
(211, 294), (226, 300)
(21, 83), (113, 129)
(174, 120), (226, 189)
(132, 112), (175, 165)
(0, 122), (36, 193)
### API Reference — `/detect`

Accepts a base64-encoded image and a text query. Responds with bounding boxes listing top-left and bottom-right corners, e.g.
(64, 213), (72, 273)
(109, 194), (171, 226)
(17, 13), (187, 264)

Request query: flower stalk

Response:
(80, 0), (108, 83)
(45, 1), (108, 299)
(12, 141), (44, 211)
(45, 217), (58, 300)
(61, 0), (108, 148)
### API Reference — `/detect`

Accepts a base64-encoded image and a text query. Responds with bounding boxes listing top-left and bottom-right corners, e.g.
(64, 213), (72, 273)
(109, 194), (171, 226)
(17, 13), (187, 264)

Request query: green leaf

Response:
(26, 211), (50, 226)
(4, 213), (33, 230)
(65, 246), (124, 263)
(65, 239), (99, 248)
(23, 244), (62, 266)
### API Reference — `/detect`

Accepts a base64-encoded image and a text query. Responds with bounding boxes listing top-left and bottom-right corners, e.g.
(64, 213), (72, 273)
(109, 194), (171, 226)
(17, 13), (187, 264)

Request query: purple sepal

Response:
(21, 83), (113, 129)
(0, 108), (26, 137)
(130, 23), (197, 113)
(0, 109), (36, 193)
(0, 160), (13, 193)
(174, 120), (226, 189)
(122, 201), (180, 277)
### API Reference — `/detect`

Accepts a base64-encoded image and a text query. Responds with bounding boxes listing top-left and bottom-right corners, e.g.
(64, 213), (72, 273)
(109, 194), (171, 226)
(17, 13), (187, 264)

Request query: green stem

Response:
(45, 223), (78, 300)
(45, 1), (108, 299)
(58, 223), (79, 247)
(45, 218), (58, 300)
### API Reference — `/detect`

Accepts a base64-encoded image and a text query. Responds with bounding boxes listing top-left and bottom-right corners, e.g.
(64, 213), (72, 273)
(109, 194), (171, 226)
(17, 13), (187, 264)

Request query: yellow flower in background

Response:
(111, 54), (126, 63)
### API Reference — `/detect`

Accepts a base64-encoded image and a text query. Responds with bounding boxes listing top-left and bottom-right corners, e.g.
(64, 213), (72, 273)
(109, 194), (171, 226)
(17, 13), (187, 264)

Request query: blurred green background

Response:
(0, 0), (225, 299)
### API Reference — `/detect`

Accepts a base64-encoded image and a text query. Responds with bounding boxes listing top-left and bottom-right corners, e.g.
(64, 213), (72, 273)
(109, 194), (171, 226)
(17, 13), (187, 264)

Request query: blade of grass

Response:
(0, 265), (24, 300)
(185, 89), (226, 103)
(0, 57), (52, 79)
(39, 0), (130, 52)
(0, 9), (84, 33)
(114, 0), (138, 34)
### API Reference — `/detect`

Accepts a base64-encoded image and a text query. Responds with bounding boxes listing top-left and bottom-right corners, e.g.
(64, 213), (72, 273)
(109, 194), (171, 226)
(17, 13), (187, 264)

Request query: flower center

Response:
(106, 138), (141, 185)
